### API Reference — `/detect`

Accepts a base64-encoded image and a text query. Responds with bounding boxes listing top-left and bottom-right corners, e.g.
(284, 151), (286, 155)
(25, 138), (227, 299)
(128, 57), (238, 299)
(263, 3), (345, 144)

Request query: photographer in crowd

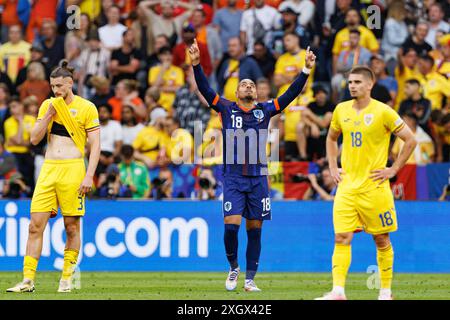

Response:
(301, 165), (337, 201)
(196, 167), (220, 200)
(151, 167), (173, 200)
(118, 144), (150, 199)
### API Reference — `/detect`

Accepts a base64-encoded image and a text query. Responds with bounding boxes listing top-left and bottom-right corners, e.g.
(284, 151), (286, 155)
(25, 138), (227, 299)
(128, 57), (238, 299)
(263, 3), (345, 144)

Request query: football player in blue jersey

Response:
(189, 39), (316, 292)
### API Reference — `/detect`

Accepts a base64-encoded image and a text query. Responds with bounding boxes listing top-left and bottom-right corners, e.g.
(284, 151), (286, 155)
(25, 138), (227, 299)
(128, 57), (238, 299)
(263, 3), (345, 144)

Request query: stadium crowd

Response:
(0, 0), (448, 200)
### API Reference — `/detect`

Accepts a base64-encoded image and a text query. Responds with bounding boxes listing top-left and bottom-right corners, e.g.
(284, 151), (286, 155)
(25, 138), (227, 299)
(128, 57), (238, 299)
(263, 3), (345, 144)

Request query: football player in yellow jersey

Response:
(7, 60), (101, 294)
(316, 66), (417, 300)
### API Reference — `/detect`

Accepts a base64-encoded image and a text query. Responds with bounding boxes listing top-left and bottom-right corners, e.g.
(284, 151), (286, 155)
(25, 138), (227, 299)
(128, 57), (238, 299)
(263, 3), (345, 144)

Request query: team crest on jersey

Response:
(253, 109), (264, 121)
(364, 114), (374, 126)
(70, 109), (78, 117)
(224, 201), (232, 212)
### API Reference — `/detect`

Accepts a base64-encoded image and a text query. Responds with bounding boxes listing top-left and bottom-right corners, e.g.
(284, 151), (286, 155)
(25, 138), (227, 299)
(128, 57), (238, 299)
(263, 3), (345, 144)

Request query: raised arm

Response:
(189, 39), (218, 105)
(277, 47), (316, 111)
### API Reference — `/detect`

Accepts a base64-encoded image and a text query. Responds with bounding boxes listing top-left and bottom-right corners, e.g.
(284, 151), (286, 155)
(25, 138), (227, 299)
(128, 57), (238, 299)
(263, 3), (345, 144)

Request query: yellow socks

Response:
(332, 244), (352, 289)
(377, 244), (394, 289)
(61, 249), (79, 280)
(23, 255), (38, 281)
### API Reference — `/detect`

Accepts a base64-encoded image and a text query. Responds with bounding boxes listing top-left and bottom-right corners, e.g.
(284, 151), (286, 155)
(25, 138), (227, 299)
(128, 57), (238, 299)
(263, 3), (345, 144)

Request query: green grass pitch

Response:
(0, 272), (448, 300)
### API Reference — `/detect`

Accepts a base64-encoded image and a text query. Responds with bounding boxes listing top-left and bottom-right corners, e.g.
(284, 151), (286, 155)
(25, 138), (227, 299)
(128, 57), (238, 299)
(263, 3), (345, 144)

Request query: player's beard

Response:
(243, 95), (254, 103)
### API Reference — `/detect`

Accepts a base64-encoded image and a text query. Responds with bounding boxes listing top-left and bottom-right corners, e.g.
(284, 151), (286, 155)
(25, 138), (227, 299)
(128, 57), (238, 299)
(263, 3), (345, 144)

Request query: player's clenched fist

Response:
(305, 46), (316, 69)
(188, 39), (201, 66)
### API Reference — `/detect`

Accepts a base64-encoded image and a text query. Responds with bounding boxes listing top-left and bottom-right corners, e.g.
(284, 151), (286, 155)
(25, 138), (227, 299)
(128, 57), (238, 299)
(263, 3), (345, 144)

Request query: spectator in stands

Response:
(17, 62), (51, 105)
(0, 84), (11, 134)
(130, 3), (155, 60)
(272, 7), (309, 58)
(217, 37), (263, 101)
(90, 76), (113, 108)
(39, 19), (65, 72)
(0, 25), (31, 84)
(381, 1), (409, 73)
(3, 97), (35, 190)
(191, 9), (222, 72)
(23, 95), (45, 182)
(98, 5), (128, 50)
(250, 41), (276, 80)
(240, 0), (281, 55)
(391, 110), (435, 165)
(279, 0), (315, 27)
(399, 79), (432, 134)
(118, 144), (151, 199)
(212, 0), (243, 54)
(172, 66), (210, 137)
(435, 113), (450, 162)
(95, 0), (114, 27)
(303, 165), (336, 200)
(435, 34), (450, 79)
(144, 86), (163, 118)
(20, 0), (64, 43)
(148, 46), (185, 113)
(133, 107), (170, 168)
(65, 12), (93, 70)
(326, 0), (352, 35)
(0, 136), (19, 198)
(99, 103), (123, 159)
(297, 85), (334, 161)
(0, 0), (20, 43)
(147, 34), (170, 69)
(331, 29), (372, 102)
(417, 54), (450, 111)
(108, 79), (146, 122)
(151, 167), (173, 199)
(164, 116), (194, 165)
(370, 54), (398, 106)
(16, 41), (49, 89)
(172, 23), (212, 77)
(255, 78), (280, 160)
(76, 28), (111, 98)
(332, 8), (379, 76)
(110, 29), (142, 86)
(395, 47), (421, 109)
(138, 0), (196, 48)
(425, 3), (450, 48)
(121, 105), (145, 146)
(401, 20), (433, 57)
(196, 167), (219, 200)
(274, 32), (313, 161)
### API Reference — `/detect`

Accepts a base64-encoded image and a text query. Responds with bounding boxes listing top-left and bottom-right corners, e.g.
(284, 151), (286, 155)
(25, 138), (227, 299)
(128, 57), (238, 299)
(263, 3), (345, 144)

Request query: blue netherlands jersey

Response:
(210, 94), (281, 176)
(193, 64), (310, 178)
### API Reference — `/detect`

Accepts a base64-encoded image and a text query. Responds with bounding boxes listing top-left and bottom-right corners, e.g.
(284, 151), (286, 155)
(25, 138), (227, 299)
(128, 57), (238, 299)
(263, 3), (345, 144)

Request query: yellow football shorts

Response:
(31, 159), (86, 218)
(333, 185), (398, 235)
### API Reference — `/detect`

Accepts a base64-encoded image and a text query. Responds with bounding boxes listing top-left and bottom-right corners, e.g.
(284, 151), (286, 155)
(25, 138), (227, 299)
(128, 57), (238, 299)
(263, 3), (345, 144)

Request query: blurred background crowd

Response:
(0, 0), (448, 201)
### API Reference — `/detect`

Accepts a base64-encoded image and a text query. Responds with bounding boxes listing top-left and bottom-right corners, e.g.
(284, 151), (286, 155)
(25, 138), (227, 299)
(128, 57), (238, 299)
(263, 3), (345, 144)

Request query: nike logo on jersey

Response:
(231, 110), (240, 113)
(262, 212), (270, 217)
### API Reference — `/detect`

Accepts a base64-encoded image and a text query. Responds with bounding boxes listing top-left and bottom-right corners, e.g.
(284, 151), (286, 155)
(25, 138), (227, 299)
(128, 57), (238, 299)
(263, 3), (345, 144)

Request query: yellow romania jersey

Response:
(394, 65), (421, 110)
(330, 99), (405, 193)
(275, 50), (314, 96)
(223, 59), (239, 101)
(38, 96), (99, 149)
(4, 115), (36, 153)
(167, 128), (194, 163)
(132, 125), (171, 161)
(332, 26), (379, 55)
(283, 93), (314, 142)
(417, 71), (450, 110)
(148, 65), (185, 112)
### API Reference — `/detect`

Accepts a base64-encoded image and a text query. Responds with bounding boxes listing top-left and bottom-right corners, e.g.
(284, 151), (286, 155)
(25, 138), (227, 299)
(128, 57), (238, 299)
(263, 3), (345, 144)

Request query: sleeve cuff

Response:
(302, 67), (311, 75)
